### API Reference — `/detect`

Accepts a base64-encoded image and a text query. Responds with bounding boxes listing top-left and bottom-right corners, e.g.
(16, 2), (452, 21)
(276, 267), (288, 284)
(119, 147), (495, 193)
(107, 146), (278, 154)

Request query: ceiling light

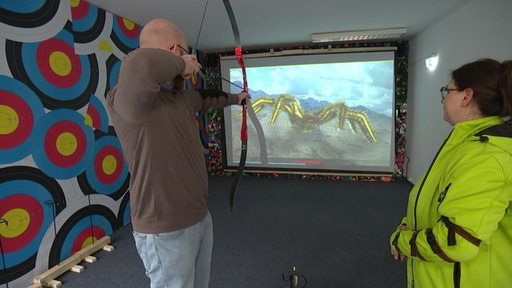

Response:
(312, 28), (406, 43)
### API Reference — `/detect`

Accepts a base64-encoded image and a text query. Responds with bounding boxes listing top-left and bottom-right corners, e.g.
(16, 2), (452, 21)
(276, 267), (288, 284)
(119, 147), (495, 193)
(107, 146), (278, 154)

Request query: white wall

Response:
(405, 0), (512, 183)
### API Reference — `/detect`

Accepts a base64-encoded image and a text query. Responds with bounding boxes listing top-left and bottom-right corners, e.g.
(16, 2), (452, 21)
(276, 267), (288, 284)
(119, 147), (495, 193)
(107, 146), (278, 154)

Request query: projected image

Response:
(221, 51), (395, 173)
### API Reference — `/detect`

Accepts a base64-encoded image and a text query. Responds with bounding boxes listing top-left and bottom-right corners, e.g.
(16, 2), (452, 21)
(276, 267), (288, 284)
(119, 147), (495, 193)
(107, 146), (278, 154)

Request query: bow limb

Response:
(222, 0), (248, 210)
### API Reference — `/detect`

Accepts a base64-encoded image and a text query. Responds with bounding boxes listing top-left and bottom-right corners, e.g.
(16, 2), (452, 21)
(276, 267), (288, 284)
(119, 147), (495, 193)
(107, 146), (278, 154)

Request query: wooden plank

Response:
(84, 256), (97, 263)
(70, 265), (84, 273)
(46, 279), (62, 288)
(103, 244), (115, 252)
(33, 236), (111, 286)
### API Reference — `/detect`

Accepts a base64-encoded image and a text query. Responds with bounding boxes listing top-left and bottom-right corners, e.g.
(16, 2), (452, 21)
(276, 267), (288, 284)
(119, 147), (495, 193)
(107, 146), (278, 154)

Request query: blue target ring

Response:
(59, 214), (112, 260)
(85, 95), (109, 132)
(22, 29), (90, 100)
(78, 131), (129, 200)
(70, 0), (106, 44)
(117, 192), (131, 227)
(0, 0), (46, 12)
(0, 0), (59, 27)
(49, 204), (117, 266)
(32, 109), (95, 179)
(111, 16), (140, 54)
(0, 75), (45, 164)
(6, 23), (99, 110)
(104, 54), (121, 97)
(0, 166), (65, 282)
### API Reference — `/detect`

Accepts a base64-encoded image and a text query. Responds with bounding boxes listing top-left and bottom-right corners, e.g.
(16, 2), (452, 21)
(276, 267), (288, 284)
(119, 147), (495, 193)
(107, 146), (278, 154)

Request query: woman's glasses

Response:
(440, 86), (459, 100)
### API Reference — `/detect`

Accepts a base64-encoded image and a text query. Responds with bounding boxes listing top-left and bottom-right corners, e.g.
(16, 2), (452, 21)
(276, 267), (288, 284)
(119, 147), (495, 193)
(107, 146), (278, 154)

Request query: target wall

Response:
(0, 1), (142, 287)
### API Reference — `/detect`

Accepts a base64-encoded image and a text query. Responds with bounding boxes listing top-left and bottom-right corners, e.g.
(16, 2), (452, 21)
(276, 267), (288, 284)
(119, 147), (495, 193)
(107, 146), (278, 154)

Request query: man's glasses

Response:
(440, 86), (459, 100)
(171, 44), (190, 55)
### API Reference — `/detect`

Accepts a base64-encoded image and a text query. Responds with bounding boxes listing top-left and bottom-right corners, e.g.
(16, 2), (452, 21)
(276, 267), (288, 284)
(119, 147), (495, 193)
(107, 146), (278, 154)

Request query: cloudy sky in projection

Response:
(230, 60), (394, 116)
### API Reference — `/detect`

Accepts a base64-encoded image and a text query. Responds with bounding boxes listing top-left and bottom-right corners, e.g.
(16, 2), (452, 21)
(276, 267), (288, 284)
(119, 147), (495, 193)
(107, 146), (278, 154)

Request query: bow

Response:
(222, 0), (248, 210)
(195, 0), (268, 210)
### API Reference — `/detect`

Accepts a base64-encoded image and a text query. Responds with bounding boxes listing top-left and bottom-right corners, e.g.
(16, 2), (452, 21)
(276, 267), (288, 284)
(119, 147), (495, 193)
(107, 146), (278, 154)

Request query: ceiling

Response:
(86, 0), (470, 53)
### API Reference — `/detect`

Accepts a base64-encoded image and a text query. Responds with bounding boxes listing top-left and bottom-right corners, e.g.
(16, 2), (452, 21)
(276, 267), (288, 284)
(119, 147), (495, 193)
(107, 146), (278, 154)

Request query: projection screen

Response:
(220, 49), (396, 174)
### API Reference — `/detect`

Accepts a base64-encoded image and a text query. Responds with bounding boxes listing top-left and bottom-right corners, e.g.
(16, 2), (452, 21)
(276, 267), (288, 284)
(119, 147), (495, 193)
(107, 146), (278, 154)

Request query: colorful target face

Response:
(6, 25), (99, 110)
(32, 109), (95, 179)
(0, 166), (65, 282)
(110, 15), (140, 54)
(104, 54), (121, 97)
(49, 204), (117, 266)
(70, 0), (107, 44)
(0, 75), (45, 164)
(85, 95), (109, 132)
(0, 0), (69, 42)
(77, 130), (129, 200)
(117, 192), (131, 227)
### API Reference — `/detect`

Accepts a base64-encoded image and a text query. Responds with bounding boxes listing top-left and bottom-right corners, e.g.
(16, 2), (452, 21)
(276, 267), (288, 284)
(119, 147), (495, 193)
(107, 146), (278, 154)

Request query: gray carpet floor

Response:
(54, 175), (411, 288)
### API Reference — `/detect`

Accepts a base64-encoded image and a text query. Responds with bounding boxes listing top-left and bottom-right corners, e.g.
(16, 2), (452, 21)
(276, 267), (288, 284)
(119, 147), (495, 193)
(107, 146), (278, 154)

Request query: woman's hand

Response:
(391, 224), (407, 262)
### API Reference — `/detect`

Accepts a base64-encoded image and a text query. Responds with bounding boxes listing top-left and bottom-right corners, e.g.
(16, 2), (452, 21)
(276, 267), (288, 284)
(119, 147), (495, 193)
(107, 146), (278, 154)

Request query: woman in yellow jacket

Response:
(390, 58), (512, 288)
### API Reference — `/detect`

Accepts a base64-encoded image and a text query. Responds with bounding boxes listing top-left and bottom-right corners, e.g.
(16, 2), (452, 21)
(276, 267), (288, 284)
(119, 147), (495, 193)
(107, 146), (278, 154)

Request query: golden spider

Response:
(245, 94), (377, 143)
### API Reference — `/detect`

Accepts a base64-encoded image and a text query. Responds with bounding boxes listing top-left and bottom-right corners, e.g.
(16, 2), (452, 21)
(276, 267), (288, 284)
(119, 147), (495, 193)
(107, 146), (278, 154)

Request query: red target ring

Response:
(0, 194), (43, 252)
(71, 226), (105, 254)
(0, 91), (33, 149)
(36, 38), (81, 89)
(71, 0), (89, 20)
(94, 145), (123, 185)
(115, 16), (140, 39)
(85, 103), (101, 129)
(44, 120), (87, 168)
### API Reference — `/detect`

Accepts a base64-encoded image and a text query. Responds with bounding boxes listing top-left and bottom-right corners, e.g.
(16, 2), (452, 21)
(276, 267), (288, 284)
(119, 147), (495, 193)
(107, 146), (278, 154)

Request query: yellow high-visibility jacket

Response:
(391, 116), (512, 288)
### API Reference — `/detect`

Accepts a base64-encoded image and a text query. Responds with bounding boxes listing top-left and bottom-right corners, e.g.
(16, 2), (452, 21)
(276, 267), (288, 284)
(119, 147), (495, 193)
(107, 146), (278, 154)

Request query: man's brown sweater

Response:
(107, 48), (238, 233)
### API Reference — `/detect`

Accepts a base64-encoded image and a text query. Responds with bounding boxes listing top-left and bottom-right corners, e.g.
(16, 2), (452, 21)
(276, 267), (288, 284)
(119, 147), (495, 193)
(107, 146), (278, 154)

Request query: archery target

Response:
(48, 204), (117, 266)
(104, 54), (121, 97)
(0, 75), (45, 164)
(110, 15), (140, 54)
(0, 166), (65, 283)
(32, 109), (95, 179)
(0, 0), (69, 43)
(77, 129), (129, 200)
(6, 23), (99, 110)
(70, 0), (106, 44)
(85, 95), (109, 132)
(117, 192), (131, 227)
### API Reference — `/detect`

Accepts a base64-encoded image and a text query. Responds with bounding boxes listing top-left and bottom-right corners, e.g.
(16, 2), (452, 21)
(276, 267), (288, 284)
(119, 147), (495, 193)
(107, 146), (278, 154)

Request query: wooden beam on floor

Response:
(32, 236), (112, 287)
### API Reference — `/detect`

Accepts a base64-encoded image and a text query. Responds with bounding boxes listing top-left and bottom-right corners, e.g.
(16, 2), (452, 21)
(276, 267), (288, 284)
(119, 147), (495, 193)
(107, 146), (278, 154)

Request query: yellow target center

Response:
(122, 18), (135, 30)
(0, 104), (19, 135)
(84, 113), (93, 127)
(70, 0), (80, 8)
(0, 209), (30, 238)
(102, 155), (118, 175)
(98, 40), (113, 52)
(49, 51), (72, 77)
(56, 132), (78, 156)
(81, 236), (98, 249)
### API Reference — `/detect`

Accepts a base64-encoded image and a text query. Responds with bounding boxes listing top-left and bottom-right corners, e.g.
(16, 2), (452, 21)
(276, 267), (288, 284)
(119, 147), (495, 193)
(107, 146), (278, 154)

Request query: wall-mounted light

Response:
(425, 53), (438, 71)
(311, 28), (406, 43)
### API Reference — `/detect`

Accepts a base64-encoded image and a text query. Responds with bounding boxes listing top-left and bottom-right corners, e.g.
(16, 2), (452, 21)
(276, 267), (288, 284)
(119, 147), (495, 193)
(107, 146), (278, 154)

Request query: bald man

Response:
(107, 18), (250, 288)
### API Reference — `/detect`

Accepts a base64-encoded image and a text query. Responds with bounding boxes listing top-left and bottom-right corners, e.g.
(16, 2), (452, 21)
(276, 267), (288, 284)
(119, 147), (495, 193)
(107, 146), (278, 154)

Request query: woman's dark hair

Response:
(500, 60), (512, 118)
(452, 58), (512, 118)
